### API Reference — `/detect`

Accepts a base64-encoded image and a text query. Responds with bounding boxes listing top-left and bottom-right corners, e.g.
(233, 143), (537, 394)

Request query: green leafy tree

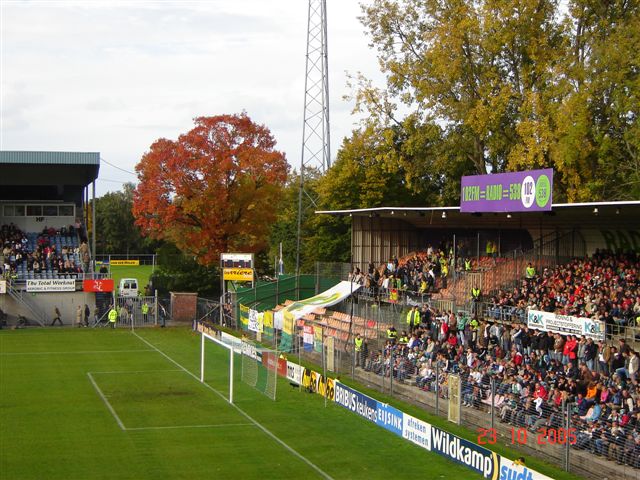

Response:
(354, 0), (638, 201)
(94, 183), (155, 254)
(551, 0), (640, 200)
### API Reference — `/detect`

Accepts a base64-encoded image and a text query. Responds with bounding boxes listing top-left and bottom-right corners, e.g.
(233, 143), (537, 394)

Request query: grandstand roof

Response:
(0, 151), (100, 188)
(316, 200), (640, 229)
(0, 151), (100, 203)
(0, 151), (100, 166)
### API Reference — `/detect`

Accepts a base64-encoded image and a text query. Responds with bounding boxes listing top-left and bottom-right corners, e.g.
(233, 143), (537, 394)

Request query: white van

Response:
(118, 278), (139, 297)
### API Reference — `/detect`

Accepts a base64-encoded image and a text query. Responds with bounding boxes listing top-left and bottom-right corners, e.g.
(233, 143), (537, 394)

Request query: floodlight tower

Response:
(295, 0), (331, 276)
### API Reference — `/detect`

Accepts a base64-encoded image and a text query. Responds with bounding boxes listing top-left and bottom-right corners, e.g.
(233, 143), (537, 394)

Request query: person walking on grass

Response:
(51, 306), (63, 326)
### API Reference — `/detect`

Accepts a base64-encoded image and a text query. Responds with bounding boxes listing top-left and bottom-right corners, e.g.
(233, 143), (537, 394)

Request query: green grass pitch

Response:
(1, 327), (578, 480)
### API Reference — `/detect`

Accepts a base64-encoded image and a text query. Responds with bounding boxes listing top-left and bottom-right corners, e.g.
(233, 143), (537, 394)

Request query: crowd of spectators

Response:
(349, 243), (497, 298)
(489, 250), (640, 333)
(358, 251), (640, 469)
(1, 223), (87, 279)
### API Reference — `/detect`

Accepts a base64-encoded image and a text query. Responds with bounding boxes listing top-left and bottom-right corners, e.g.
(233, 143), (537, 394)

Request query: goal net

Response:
(241, 339), (277, 401)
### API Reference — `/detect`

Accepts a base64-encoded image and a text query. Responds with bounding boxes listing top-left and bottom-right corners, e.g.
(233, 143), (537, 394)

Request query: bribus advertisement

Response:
(333, 382), (378, 424)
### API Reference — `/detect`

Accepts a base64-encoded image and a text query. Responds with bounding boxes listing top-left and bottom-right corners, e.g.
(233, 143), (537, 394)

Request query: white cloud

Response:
(0, 0), (383, 194)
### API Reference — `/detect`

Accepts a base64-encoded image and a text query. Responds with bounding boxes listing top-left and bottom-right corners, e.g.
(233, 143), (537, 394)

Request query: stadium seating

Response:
(1, 224), (86, 281)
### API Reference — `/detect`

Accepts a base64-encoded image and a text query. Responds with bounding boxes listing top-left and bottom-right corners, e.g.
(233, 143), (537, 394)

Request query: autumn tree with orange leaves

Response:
(133, 113), (288, 266)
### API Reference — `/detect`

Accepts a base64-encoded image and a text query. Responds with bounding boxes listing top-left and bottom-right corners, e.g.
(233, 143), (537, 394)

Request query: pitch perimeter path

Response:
(0, 327), (478, 480)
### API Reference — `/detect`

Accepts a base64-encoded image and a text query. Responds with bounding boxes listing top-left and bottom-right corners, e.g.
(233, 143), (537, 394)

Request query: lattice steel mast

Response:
(295, 0), (331, 276)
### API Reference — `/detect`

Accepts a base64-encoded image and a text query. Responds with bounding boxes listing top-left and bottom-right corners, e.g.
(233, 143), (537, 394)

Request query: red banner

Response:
(262, 352), (287, 378)
(83, 279), (115, 293)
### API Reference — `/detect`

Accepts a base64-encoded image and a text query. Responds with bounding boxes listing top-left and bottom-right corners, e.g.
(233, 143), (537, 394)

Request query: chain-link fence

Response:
(221, 293), (639, 480)
(105, 295), (158, 327)
(340, 320), (640, 480)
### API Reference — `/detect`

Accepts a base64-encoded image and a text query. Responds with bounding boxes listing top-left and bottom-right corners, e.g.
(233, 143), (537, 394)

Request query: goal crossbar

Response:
(200, 332), (234, 404)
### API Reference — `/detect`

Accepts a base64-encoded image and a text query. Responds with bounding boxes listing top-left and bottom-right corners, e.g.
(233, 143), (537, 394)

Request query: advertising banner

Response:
(222, 268), (253, 282)
(283, 311), (294, 335)
(324, 377), (335, 401)
(376, 402), (403, 436)
(274, 310), (284, 330)
(248, 309), (259, 333)
(460, 168), (553, 213)
(82, 279), (115, 293)
(448, 374), (461, 424)
(26, 279), (75, 292)
(110, 259), (139, 266)
(313, 325), (323, 353)
(333, 382), (378, 424)
(430, 427), (499, 479)
(263, 310), (274, 329)
(286, 361), (302, 385)
(239, 304), (249, 329)
(498, 456), (555, 480)
(325, 336), (335, 372)
(278, 281), (361, 321)
(402, 413), (432, 451)
(220, 331), (242, 353)
(241, 341), (258, 360)
(527, 309), (605, 341)
(303, 325), (314, 351)
(261, 352), (287, 378)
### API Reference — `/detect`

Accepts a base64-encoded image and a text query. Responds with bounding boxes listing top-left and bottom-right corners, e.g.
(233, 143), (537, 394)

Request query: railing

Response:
(6, 282), (47, 326)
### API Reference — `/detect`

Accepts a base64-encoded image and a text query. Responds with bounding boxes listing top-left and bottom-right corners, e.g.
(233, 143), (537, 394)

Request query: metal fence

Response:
(109, 295), (158, 327)
(338, 333), (639, 479)
(219, 295), (640, 480)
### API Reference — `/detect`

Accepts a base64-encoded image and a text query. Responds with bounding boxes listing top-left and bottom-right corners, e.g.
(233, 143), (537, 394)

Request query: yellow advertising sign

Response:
(111, 259), (140, 266)
(263, 310), (273, 329)
(223, 268), (253, 281)
(240, 304), (249, 326)
(283, 311), (294, 335)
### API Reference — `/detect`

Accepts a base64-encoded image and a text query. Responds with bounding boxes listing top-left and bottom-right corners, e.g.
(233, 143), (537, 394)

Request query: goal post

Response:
(200, 331), (234, 404)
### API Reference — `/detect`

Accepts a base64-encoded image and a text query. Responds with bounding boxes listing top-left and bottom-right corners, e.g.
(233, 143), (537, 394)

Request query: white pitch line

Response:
(89, 369), (183, 375)
(126, 423), (254, 431)
(0, 349), (154, 356)
(132, 331), (334, 480)
(87, 372), (126, 431)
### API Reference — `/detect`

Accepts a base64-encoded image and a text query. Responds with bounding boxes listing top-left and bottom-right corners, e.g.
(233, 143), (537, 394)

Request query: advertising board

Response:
(461, 169), (553, 213)
(26, 279), (75, 292)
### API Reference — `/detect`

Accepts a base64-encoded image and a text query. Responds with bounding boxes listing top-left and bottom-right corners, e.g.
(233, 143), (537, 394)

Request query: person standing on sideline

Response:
(141, 301), (149, 323)
(76, 305), (83, 327)
(354, 333), (364, 367)
(84, 304), (90, 327)
(51, 306), (63, 326)
(108, 305), (118, 329)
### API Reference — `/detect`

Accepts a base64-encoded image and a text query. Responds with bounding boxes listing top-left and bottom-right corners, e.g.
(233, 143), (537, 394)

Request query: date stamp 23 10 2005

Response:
(477, 427), (577, 446)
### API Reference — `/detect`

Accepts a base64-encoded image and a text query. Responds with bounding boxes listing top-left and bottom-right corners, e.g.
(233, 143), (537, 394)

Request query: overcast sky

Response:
(1, 0), (382, 195)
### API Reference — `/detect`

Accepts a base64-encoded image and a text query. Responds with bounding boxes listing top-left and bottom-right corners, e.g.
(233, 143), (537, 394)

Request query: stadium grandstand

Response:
(291, 200), (639, 478)
(0, 151), (101, 327)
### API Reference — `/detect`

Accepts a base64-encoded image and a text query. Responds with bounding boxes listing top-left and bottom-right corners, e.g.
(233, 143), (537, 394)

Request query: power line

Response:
(100, 157), (137, 176)
(96, 178), (136, 184)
